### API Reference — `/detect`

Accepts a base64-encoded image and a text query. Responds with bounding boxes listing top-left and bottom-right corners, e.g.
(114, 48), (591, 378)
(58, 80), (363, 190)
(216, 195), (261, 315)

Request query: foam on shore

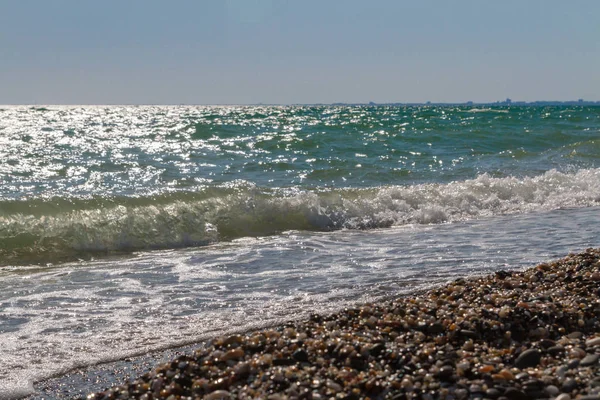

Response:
(29, 248), (600, 400)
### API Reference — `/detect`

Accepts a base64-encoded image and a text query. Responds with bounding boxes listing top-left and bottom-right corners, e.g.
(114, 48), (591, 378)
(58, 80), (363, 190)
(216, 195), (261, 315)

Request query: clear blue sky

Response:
(1, 0), (598, 104)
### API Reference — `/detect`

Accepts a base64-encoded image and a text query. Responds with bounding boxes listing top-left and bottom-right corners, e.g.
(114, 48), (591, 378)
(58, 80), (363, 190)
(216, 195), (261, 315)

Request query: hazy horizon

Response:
(2, 99), (600, 106)
(1, 0), (599, 104)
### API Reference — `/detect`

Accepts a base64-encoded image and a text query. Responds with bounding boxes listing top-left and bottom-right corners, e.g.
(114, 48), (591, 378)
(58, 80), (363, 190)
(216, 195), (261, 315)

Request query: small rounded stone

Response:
(514, 349), (541, 369)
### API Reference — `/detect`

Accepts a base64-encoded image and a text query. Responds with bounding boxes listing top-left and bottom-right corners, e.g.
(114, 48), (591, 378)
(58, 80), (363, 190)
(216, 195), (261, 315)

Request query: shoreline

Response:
(31, 249), (600, 399)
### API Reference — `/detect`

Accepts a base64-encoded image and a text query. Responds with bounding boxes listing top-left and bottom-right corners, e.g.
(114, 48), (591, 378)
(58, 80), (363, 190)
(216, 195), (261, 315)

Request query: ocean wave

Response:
(1, 168), (599, 265)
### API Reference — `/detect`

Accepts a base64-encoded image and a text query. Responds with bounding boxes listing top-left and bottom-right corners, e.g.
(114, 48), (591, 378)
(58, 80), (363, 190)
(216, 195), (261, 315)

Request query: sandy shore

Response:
(34, 248), (600, 399)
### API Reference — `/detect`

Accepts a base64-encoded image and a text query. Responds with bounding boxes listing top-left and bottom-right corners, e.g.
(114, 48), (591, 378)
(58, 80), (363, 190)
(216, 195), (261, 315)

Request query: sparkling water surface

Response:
(1, 105), (599, 198)
(0, 105), (599, 398)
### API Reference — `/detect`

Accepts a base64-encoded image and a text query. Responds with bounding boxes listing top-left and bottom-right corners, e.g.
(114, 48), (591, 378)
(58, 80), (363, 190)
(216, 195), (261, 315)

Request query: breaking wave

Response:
(1, 168), (600, 265)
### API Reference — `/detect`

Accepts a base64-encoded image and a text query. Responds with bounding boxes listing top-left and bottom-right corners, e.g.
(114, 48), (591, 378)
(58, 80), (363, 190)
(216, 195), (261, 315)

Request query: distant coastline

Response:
(329, 99), (600, 107)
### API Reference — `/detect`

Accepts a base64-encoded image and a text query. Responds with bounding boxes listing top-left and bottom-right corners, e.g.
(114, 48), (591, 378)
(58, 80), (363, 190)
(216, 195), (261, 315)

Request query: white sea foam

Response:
(349, 167), (600, 227)
(467, 108), (509, 113)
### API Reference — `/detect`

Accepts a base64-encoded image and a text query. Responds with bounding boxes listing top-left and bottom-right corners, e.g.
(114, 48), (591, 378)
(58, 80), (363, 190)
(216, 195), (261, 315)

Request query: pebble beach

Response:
(82, 248), (600, 400)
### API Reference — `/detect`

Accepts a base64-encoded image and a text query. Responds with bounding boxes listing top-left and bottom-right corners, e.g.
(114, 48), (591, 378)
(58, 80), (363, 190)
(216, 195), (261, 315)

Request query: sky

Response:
(1, 0), (599, 104)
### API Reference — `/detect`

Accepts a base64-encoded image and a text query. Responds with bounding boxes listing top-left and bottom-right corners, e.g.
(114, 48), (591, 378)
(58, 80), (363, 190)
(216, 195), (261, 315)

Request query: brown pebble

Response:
(479, 365), (495, 373)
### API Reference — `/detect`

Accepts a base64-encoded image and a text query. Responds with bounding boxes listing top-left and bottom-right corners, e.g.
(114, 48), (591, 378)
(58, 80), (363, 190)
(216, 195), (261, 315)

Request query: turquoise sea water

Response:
(1, 105), (600, 398)
(1, 105), (600, 265)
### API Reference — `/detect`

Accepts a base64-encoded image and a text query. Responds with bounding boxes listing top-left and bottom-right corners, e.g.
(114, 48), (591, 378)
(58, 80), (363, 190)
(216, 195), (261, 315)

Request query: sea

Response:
(1, 105), (599, 398)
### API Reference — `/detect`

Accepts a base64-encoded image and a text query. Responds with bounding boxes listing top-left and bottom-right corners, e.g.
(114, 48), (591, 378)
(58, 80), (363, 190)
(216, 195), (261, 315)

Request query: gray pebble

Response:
(580, 353), (600, 367)
(562, 377), (577, 393)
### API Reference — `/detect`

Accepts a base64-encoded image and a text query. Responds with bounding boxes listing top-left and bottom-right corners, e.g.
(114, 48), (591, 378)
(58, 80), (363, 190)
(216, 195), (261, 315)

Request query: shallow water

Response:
(2, 206), (599, 398)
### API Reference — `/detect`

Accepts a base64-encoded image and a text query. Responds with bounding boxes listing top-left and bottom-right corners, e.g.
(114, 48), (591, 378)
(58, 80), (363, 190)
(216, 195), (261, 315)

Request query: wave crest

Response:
(1, 168), (599, 265)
